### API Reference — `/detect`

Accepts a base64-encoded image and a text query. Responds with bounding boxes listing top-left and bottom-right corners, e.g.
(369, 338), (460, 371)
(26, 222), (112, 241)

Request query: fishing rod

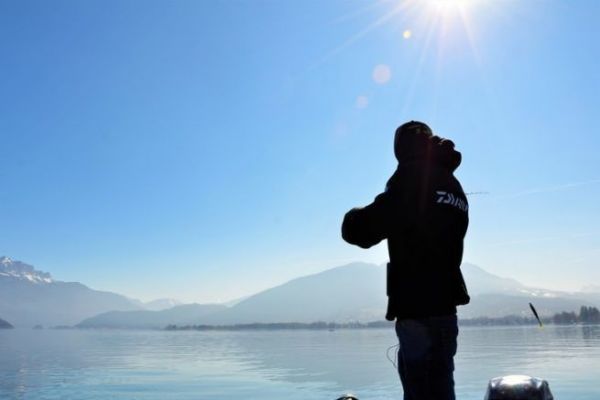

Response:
(529, 302), (544, 327)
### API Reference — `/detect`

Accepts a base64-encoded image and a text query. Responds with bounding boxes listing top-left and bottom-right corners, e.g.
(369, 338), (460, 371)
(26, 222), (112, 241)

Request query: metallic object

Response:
(485, 375), (554, 400)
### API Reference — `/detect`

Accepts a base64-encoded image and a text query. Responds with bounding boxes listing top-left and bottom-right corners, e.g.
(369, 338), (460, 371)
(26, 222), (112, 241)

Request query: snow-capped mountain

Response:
(0, 256), (142, 328)
(0, 256), (52, 283)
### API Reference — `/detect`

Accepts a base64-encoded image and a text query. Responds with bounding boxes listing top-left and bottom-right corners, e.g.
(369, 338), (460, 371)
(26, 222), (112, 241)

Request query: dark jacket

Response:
(342, 135), (470, 320)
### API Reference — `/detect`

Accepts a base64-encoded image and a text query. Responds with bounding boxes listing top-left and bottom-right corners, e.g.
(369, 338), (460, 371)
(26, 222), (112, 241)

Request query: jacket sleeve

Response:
(341, 192), (393, 249)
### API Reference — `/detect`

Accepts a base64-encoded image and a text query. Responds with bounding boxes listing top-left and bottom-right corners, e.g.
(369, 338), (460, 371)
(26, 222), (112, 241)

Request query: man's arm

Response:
(341, 192), (393, 249)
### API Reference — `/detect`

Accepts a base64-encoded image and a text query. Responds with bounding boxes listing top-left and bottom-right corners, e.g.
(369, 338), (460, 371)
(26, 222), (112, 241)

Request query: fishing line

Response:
(386, 343), (400, 370)
(465, 191), (490, 196)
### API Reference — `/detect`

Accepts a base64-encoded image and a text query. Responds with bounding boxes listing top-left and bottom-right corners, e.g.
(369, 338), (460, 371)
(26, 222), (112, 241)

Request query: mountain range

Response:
(0, 256), (142, 327)
(2, 256), (599, 329)
(79, 262), (600, 329)
(0, 256), (179, 327)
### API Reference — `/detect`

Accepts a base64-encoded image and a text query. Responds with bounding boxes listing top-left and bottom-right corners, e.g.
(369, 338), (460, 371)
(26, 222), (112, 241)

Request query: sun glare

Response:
(319, 0), (499, 111)
(425, 0), (477, 25)
(429, 0), (472, 11)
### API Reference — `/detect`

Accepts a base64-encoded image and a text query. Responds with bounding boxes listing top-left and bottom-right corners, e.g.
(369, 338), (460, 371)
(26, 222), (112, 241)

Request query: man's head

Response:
(394, 120), (434, 162)
(393, 120), (462, 171)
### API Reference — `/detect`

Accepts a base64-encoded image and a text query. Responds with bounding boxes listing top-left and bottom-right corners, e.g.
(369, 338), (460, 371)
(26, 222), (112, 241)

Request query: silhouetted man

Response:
(341, 121), (470, 400)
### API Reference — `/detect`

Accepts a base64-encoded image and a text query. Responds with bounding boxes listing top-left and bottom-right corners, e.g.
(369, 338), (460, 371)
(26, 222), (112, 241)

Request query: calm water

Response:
(1, 325), (599, 399)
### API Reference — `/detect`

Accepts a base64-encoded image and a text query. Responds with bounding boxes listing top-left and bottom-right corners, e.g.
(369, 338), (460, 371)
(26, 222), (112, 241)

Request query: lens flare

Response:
(372, 64), (392, 84)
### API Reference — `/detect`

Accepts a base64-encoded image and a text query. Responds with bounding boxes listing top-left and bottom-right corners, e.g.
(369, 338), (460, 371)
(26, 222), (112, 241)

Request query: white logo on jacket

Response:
(436, 191), (468, 212)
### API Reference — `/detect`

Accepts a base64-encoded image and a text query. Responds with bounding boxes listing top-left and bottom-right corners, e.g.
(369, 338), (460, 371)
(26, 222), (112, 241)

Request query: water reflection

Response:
(223, 329), (401, 392)
(581, 324), (600, 341)
(1, 325), (600, 400)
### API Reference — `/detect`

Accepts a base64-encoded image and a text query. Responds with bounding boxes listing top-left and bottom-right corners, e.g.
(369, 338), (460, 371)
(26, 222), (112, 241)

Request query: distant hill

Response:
(143, 298), (183, 311)
(77, 303), (227, 329)
(77, 262), (383, 328)
(0, 256), (142, 327)
(77, 262), (600, 329)
(459, 293), (587, 319)
(0, 317), (13, 329)
(460, 263), (524, 296)
(211, 262), (599, 323)
(203, 262), (385, 325)
(459, 263), (600, 318)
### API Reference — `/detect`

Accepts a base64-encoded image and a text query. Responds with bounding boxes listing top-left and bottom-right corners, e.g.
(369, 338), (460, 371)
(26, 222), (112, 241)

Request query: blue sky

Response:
(1, 0), (599, 302)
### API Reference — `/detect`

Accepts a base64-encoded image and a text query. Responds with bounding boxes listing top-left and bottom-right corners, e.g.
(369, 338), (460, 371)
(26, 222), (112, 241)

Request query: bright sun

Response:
(317, 0), (495, 72)
(426, 0), (475, 18)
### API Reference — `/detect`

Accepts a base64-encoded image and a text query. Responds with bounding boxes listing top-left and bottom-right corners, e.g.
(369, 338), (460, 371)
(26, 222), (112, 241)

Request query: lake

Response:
(1, 325), (599, 399)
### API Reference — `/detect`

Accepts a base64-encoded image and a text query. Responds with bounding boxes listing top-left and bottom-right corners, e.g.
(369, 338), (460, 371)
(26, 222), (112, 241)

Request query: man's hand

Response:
(341, 193), (391, 249)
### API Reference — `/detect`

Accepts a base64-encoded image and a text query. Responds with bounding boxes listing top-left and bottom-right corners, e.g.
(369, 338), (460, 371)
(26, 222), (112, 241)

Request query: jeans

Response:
(395, 315), (458, 400)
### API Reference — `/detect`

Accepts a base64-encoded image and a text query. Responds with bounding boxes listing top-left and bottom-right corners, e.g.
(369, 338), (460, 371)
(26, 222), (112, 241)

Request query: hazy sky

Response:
(1, 0), (599, 302)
